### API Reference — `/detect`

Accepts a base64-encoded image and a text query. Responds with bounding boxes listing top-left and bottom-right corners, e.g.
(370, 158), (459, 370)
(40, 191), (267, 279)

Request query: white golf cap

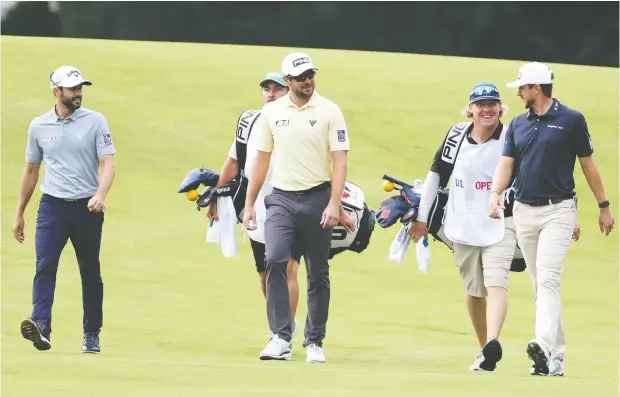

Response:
(49, 65), (92, 89)
(505, 62), (554, 88)
(281, 52), (319, 77)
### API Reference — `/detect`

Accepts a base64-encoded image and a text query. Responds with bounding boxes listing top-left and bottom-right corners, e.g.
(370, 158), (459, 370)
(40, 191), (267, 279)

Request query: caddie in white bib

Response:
(444, 123), (507, 247)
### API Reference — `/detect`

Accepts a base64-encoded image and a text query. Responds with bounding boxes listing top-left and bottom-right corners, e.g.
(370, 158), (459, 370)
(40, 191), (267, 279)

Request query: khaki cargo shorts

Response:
(453, 217), (517, 298)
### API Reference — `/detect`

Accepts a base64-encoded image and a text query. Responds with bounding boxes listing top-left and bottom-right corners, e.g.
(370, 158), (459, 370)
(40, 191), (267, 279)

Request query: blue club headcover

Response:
(400, 186), (421, 207)
(178, 168), (220, 193)
(376, 195), (410, 228)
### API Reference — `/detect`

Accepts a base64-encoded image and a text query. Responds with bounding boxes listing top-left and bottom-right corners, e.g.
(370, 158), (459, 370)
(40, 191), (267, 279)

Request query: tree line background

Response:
(2, 1), (619, 68)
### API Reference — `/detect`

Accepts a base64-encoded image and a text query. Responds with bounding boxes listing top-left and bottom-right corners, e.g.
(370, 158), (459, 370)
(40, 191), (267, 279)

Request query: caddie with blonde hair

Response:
(410, 82), (517, 372)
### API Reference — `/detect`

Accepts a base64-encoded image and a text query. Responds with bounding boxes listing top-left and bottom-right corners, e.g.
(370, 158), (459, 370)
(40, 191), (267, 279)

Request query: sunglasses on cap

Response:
(469, 85), (501, 103)
(288, 69), (316, 82)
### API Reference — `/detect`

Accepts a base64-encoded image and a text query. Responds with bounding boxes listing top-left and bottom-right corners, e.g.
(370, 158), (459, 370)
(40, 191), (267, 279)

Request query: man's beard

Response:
(61, 94), (82, 110)
(293, 83), (314, 99)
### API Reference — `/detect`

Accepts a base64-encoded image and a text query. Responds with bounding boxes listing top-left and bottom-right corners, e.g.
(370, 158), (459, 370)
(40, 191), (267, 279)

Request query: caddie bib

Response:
(444, 127), (507, 247)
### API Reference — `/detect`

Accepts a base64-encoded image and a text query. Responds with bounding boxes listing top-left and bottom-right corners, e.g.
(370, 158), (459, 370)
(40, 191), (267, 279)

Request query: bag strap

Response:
(439, 121), (472, 171)
(235, 110), (261, 179)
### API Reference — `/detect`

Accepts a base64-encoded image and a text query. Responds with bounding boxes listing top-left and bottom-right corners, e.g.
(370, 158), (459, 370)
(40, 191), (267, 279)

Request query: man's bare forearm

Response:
(96, 156), (115, 198)
(491, 156), (515, 193)
(580, 156), (608, 203)
(16, 164), (40, 216)
(245, 151), (271, 208)
(330, 151), (347, 204)
(217, 157), (238, 187)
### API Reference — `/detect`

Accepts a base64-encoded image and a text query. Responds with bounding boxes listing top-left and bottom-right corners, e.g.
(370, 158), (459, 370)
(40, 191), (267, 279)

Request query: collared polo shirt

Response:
(502, 98), (593, 204)
(25, 106), (117, 199)
(253, 91), (350, 191)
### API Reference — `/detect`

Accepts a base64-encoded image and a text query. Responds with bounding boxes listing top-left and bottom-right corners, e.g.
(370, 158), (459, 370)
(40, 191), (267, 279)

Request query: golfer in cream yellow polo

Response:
(244, 51), (350, 363)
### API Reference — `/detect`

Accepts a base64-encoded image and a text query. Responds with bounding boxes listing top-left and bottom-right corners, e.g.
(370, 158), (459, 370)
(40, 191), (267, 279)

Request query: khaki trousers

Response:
(513, 198), (577, 360)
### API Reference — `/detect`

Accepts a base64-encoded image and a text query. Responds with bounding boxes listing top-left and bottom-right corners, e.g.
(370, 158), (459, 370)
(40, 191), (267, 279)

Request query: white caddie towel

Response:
(206, 196), (238, 257)
(388, 224), (411, 264)
(415, 236), (431, 274)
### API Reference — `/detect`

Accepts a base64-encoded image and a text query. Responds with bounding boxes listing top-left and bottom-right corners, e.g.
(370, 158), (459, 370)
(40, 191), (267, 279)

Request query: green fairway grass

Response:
(1, 35), (618, 397)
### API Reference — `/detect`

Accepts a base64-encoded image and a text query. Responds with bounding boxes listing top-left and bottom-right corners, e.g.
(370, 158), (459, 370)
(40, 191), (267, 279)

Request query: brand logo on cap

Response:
(292, 57), (310, 67)
(67, 69), (81, 78)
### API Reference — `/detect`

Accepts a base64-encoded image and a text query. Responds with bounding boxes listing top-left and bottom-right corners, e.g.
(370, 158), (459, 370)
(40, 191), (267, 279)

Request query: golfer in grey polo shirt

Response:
(12, 65), (116, 354)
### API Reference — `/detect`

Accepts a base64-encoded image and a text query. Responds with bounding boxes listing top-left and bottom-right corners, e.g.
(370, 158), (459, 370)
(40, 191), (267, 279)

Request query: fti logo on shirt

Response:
(276, 120), (289, 127)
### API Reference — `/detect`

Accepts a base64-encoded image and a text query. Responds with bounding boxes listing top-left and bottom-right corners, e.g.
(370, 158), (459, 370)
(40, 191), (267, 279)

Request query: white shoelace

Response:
(268, 334), (283, 345)
(307, 344), (322, 355)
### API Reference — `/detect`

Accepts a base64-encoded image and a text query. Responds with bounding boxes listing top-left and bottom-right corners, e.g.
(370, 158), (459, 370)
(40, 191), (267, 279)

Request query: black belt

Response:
(43, 194), (91, 203)
(273, 181), (331, 195)
(524, 198), (570, 207)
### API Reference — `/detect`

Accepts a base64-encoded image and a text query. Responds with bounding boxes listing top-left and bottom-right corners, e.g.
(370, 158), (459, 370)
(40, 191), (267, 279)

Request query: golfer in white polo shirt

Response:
(244, 52), (351, 363)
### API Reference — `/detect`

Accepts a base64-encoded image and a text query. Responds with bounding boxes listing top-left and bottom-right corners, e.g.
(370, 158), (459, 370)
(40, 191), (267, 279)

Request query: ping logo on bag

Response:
(441, 122), (470, 164)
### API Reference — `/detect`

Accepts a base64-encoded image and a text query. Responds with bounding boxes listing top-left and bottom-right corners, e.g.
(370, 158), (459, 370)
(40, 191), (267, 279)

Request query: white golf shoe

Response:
(469, 352), (486, 371)
(548, 358), (565, 377)
(259, 334), (292, 361)
(305, 343), (326, 364)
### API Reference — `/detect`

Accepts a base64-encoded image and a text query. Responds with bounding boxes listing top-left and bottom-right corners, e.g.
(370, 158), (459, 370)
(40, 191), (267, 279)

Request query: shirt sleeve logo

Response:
(337, 129), (346, 142)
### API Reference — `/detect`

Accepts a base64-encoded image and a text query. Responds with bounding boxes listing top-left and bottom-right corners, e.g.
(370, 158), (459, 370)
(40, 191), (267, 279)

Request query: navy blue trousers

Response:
(32, 194), (104, 335)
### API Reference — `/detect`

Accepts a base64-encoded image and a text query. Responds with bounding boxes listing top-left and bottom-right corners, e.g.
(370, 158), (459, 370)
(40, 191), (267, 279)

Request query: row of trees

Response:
(3, 2), (618, 67)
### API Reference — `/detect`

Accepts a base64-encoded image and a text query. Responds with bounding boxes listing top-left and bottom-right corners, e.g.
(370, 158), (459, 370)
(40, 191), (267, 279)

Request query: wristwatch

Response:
(599, 200), (610, 209)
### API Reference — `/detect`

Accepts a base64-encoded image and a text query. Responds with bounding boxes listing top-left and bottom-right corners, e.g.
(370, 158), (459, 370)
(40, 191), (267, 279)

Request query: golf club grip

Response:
(382, 174), (411, 189)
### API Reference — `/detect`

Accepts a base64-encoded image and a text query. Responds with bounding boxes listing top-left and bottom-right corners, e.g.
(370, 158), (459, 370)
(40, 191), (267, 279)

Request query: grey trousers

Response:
(264, 185), (332, 347)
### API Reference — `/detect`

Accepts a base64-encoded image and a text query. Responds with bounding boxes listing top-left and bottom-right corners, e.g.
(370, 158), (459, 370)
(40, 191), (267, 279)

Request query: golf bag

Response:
(376, 176), (525, 272)
(179, 168), (376, 258)
(178, 167), (247, 220)
(328, 181), (376, 259)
